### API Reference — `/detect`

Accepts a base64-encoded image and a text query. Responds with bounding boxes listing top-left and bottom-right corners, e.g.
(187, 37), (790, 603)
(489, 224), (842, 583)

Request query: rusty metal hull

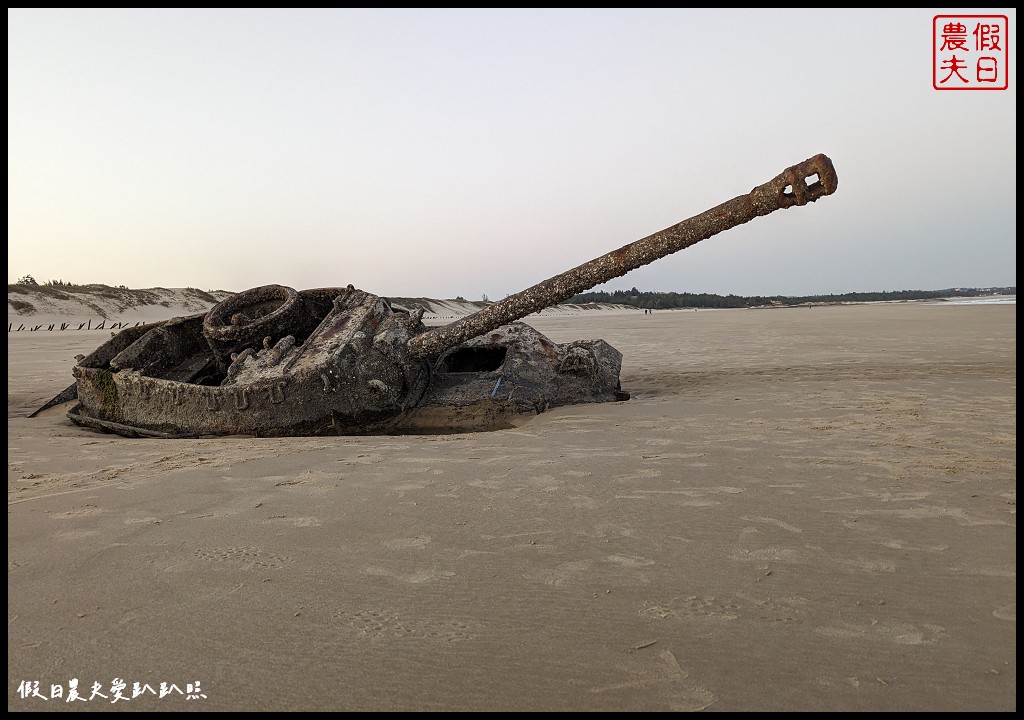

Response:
(64, 286), (625, 438)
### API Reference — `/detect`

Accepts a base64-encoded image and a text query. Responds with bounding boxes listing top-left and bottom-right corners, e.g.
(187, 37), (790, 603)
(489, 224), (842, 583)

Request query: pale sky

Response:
(7, 8), (1017, 298)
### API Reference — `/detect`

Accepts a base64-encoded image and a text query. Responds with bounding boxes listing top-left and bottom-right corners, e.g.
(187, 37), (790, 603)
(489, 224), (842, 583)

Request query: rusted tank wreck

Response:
(44, 154), (838, 437)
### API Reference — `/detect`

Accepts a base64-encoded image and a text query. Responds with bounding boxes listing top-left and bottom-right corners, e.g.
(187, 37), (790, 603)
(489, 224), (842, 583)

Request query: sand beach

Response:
(7, 300), (1016, 711)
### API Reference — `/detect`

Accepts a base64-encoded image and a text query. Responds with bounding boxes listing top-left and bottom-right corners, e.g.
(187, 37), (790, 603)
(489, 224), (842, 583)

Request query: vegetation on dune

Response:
(8, 299), (35, 314)
(569, 287), (1017, 309)
(8, 280), (234, 320)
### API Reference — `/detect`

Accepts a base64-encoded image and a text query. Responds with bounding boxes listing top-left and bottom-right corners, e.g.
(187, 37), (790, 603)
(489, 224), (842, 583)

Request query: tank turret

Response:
(39, 154), (838, 437)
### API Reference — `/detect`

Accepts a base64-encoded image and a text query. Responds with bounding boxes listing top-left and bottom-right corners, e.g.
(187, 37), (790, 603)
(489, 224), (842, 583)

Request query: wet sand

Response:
(7, 302), (1016, 711)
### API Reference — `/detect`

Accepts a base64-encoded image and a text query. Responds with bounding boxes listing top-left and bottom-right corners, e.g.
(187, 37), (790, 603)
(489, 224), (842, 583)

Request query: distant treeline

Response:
(568, 287), (1017, 309)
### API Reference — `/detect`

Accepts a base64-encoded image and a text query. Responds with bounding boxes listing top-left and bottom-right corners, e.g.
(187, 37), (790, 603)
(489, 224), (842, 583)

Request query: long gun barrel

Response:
(407, 153), (838, 359)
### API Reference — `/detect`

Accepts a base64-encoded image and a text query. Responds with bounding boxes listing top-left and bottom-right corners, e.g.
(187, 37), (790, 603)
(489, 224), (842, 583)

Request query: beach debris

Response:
(37, 154), (838, 437)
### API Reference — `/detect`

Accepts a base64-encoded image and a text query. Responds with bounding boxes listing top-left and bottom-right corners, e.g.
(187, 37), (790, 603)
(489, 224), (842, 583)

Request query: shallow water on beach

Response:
(924, 296), (1015, 306)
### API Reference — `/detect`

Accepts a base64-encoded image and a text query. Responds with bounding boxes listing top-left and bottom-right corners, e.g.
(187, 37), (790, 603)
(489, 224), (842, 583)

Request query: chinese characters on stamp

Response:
(934, 15), (1009, 90)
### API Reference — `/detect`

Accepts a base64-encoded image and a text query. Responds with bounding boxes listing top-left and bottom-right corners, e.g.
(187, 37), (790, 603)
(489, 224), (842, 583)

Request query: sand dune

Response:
(7, 283), (633, 331)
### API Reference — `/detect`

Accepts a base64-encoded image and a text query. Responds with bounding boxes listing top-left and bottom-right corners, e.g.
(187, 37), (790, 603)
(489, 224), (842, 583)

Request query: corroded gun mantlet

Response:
(44, 154), (837, 437)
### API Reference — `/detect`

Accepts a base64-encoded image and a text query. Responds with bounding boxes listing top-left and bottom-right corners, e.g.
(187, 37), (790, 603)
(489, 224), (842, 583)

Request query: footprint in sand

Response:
(54, 505), (101, 518)
(525, 474), (562, 489)
(387, 481), (434, 498)
(332, 608), (480, 642)
(528, 559), (593, 588)
(640, 596), (740, 622)
(992, 603), (1015, 621)
(383, 536), (431, 550)
(729, 546), (798, 562)
(589, 648), (717, 711)
(879, 539), (949, 552)
(362, 566), (455, 584)
(814, 620), (946, 645)
(267, 516), (323, 527)
(833, 557), (897, 573)
(604, 554), (655, 568)
(567, 495), (600, 510)
(469, 479), (506, 490)
(729, 526), (798, 563)
(54, 529), (98, 541)
(194, 546), (291, 570)
(742, 516), (803, 534)
(124, 517), (162, 525)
